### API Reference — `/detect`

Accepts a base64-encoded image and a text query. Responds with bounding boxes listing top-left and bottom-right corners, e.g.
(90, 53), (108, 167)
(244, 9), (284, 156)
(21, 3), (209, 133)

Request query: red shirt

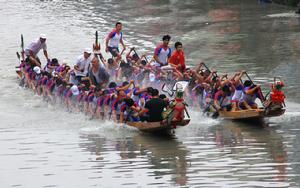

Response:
(169, 50), (186, 72)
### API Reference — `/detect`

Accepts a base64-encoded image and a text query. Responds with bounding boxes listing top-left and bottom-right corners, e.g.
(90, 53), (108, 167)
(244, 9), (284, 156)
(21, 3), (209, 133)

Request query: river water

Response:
(1, 0), (300, 187)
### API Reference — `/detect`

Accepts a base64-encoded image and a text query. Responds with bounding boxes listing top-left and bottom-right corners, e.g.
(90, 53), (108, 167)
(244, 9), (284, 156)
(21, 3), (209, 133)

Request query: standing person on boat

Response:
(105, 22), (126, 62)
(88, 56), (110, 89)
(138, 89), (168, 122)
(153, 35), (172, 67)
(74, 48), (92, 84)
(25, 34), (50, 66)
(169, 41), (186, 73)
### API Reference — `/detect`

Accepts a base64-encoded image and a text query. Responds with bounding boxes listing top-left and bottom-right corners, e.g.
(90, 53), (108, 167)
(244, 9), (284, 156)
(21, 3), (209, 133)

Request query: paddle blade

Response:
(211, 111), (219, 119)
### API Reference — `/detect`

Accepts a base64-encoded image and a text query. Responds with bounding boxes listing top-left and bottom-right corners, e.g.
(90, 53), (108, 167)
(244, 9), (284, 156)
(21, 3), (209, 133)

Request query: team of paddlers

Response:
(16, 22), (286, 124)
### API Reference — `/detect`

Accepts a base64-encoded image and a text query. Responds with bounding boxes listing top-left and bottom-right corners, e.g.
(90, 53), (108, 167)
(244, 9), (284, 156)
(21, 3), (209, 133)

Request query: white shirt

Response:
(108, 30), (123, 48)
(154, 45), (171, 66)
(74, 54), (91, 77)
(25, 38), (47, 56)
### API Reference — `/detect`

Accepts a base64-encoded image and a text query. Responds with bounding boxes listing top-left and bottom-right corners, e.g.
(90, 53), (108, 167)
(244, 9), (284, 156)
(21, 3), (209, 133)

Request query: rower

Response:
(240, 80), (265, 109)
(153, 35), (172, 67)
(88, 56), (110, 89)
(138, 89), (168, 122)
(120, 98), (140, 123)
(25, 34), (50, 66)
(214, 85), (234, 111)
(105, 22), (126, 62)
(230, 70), (246, 111)
(44, 58), (59, 74)
(73, 48), (92, 84)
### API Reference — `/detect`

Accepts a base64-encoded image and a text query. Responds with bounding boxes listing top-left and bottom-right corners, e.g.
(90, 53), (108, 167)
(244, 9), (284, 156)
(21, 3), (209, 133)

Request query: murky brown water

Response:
(0, 0), (300, 187)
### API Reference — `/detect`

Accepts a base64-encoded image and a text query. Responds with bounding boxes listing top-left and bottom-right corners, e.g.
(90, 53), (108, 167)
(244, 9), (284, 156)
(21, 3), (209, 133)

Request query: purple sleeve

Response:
(154, 46), (162, 56)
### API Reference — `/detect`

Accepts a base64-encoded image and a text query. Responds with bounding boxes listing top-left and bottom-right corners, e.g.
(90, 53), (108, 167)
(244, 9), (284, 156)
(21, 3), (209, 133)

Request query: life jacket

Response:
(270, 90), (285, 104)
(172, 98), (185, 121)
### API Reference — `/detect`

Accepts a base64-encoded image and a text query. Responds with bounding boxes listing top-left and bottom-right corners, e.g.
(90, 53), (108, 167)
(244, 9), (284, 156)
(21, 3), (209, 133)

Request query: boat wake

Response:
(79, 120), (139, 138)
(266, 12), (300, 18)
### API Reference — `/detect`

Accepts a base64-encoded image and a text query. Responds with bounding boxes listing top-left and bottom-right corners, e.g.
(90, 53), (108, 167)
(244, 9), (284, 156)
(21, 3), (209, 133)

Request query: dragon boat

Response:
(218, 77), (286, 121)
(126, 119), (190, 133)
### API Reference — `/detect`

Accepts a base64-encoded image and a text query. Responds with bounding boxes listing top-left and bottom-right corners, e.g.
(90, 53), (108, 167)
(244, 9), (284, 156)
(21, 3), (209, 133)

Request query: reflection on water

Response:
(79, 132), (190, 186)
(75, 117), (299, 187)
(211, 121), (288, 181)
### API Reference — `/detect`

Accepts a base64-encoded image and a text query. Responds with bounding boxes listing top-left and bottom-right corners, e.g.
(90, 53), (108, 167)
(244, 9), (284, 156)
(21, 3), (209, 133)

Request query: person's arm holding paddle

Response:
(214, 92), (222, 111)
(245, 85), (261, 95)
(116, 80), (135, 91)
(204, 69), (217, 83)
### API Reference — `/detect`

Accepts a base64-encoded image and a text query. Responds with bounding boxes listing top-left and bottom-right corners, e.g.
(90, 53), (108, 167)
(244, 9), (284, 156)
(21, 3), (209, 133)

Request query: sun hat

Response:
(40, 33), (47, 39)
(84, 47), (92, 54)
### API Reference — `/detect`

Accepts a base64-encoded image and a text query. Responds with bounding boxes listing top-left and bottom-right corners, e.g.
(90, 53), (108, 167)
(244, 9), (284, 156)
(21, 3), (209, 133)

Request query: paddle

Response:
(132, 47), (149, 64)
(132, 48), (140, 58)
(210, 95), (227, 119)
(184, 107), (190, 119)
(201, 62), (211, 73)
(21, 34), (25, 61)
(16, 52), (20, 61)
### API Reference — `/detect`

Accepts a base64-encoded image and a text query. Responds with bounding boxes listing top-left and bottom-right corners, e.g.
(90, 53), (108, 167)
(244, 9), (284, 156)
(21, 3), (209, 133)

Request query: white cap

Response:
(70, 85), (80, 96)
(40, 33), (47, 39)
(149, 73), (155, 82)
(52, 71), (58, 77)
(33, 66), (41, 74)
(84, 48), (92, 54)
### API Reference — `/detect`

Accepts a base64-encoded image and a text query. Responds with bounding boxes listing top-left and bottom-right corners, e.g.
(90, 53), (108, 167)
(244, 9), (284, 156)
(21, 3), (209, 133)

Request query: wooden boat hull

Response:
(126, 119), (190, 133)
(219, 108), (285, 120)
